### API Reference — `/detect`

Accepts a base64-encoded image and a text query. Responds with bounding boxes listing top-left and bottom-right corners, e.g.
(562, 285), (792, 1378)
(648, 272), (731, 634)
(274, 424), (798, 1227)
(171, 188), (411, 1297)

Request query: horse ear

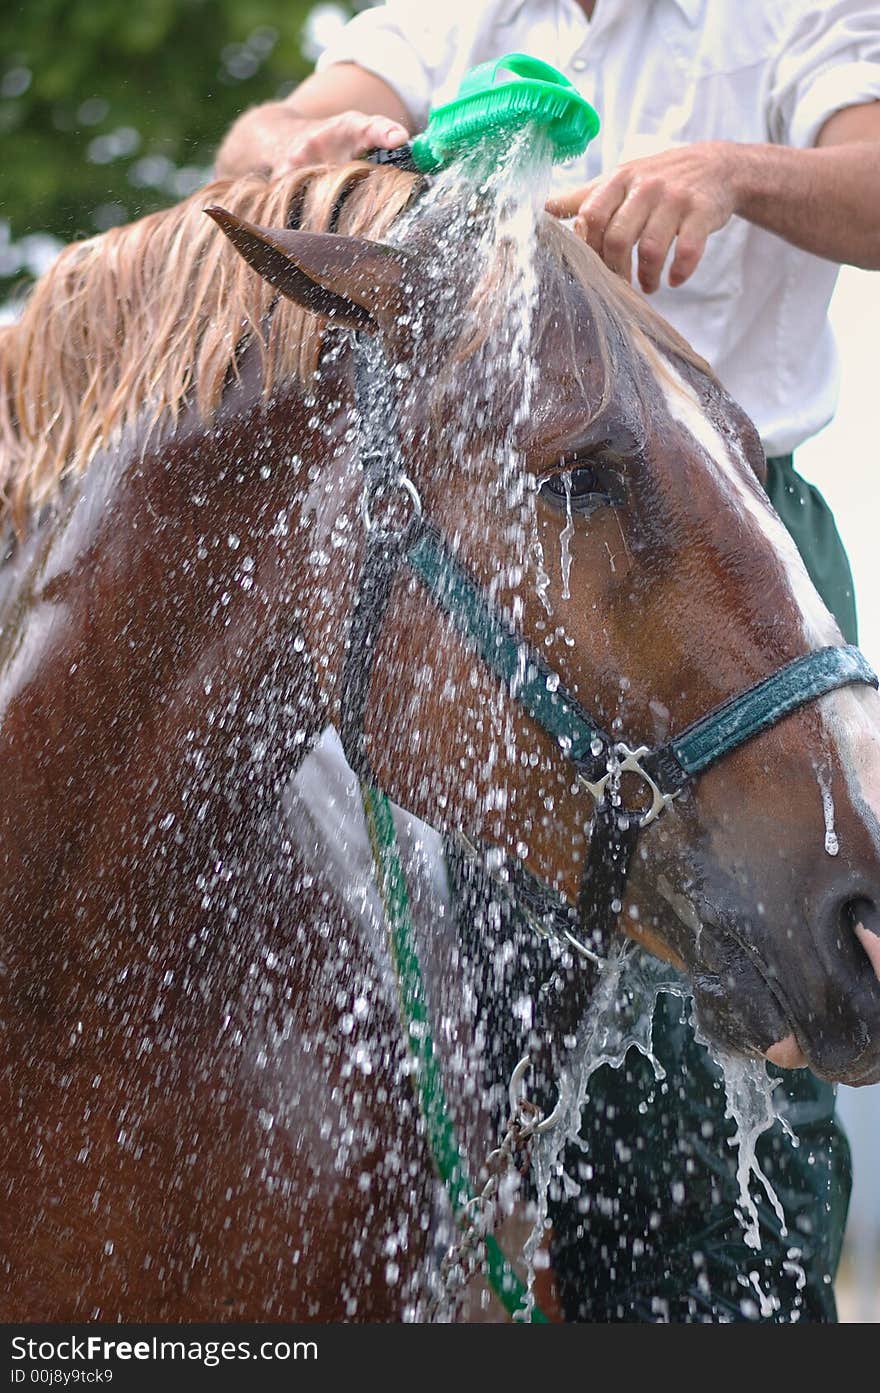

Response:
(205, 206), (410, 333)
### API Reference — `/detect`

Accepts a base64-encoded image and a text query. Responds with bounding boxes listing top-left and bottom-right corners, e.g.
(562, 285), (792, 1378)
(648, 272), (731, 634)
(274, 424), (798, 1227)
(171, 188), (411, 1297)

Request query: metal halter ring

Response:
(579, 742), (678, 829)
(508, 1056), (565, 1137)
(361, 473), (423, 535)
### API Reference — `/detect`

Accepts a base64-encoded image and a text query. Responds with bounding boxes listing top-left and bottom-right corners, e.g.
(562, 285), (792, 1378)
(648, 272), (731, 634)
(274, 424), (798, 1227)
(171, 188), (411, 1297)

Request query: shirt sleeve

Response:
(768, 1), (880, 148)
(315, 2), (459, 131)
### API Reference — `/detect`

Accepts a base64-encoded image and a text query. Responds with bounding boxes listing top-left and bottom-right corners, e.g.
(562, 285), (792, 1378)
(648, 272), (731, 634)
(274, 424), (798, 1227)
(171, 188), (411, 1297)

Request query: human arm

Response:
(545, 101), (880, 294)
(215, 63), (412, 180)
(216, 0), (454, 179)
(733, 101), (880, 268)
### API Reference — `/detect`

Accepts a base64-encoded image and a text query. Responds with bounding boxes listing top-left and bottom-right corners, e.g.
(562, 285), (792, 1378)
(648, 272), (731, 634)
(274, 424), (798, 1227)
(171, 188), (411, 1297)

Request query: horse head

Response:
(209, 174), (880, 1087)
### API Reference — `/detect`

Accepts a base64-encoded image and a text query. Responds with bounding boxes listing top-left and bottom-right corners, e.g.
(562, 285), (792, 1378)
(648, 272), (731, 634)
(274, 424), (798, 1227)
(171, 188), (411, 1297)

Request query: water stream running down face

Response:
(517, 945), (678, 1320)
(423, 142), (798, 1307)
(353, 134), (803, 1314)
(559, 472), (574, 601)
(816, 761), (840, 857)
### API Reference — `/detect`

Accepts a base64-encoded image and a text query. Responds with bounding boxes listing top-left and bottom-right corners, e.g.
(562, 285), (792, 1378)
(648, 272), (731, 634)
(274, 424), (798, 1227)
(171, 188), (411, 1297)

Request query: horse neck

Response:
(0, 338), (365, 845)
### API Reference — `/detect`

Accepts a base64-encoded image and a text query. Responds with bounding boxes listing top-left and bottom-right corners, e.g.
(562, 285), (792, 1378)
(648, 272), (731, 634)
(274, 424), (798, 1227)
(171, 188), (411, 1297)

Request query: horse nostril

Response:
(846, 897), (880, 984)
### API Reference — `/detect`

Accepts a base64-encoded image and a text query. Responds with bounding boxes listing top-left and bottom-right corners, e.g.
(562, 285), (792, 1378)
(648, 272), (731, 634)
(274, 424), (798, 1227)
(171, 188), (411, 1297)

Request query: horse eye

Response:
(566, 465), (599, 497)
(540, 463), (608, 511)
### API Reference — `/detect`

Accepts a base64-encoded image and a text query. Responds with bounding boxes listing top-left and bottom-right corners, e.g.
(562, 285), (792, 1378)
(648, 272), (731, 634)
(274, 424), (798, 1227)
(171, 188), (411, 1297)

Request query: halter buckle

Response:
(579, 742), (677, 829)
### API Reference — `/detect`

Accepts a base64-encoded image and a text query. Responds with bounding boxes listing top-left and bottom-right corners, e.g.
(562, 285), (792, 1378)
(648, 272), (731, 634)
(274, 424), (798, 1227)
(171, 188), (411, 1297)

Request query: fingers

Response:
(668, 213), (709, 287)
(582, 181), (660, 280)
(574, 178), (629, 262)
(277, 111), (410, 175)
(548, 143), (733, 291)
(357, 113), (410, 153)
(635, 202), (681, 293)
(545, 187), (589, 219)
(550, 175), (714, 291)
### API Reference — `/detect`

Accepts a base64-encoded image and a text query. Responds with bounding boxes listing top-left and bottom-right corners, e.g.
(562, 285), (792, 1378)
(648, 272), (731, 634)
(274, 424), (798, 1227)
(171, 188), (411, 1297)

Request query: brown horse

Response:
(1, 161), (879, 1321)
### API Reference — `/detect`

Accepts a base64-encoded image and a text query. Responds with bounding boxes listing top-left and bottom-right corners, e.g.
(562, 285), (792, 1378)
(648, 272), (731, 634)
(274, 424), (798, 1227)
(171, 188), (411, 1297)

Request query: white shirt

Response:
(318, 0), (880, 456)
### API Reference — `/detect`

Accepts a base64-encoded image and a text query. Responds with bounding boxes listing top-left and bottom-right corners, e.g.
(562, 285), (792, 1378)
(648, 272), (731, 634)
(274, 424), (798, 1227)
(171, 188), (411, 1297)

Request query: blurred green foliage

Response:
(0, 0), (353, 295)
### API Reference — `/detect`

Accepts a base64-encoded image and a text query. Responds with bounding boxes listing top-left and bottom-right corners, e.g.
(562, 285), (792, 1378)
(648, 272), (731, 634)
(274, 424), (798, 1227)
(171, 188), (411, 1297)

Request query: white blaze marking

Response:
(642, 347), (880, 827)
(821, 685), (880, 827)
(655, 358), (838, 648)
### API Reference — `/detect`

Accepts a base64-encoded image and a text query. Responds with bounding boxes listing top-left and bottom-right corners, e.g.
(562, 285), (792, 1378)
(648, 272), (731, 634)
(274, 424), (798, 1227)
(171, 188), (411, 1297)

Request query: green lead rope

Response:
(360, 781), (550, 1323)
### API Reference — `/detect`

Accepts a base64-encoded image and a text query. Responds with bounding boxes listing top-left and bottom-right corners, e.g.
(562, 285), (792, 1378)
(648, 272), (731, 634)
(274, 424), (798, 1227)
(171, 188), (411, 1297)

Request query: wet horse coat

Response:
(1, 162), (879, 1320)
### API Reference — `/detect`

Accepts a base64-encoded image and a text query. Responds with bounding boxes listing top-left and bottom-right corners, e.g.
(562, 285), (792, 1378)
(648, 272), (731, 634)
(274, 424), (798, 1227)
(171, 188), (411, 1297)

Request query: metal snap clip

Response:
(508, 1055), (565, 1137)
(579, 742), (678, 828)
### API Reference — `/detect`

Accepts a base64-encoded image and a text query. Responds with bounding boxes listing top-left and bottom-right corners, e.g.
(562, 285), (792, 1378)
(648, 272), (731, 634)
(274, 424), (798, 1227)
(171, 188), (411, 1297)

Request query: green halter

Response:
(406, 523), (876, 808)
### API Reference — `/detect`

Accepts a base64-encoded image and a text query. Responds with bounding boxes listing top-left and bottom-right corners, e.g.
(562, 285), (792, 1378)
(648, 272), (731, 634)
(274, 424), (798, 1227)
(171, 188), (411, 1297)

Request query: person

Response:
(217, 0), (880, 631)
(217, 1), (880, 1321)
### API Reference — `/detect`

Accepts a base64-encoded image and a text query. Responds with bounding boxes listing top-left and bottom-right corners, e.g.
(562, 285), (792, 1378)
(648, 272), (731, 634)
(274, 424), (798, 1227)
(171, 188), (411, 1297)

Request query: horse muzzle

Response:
(691, 890), (880, 1087)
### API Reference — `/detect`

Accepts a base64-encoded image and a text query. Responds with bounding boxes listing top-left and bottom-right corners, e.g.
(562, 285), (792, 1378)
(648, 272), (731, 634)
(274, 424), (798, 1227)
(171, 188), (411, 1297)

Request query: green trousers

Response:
(548, 455), (858, 1322)
(767, 454), (858, 645)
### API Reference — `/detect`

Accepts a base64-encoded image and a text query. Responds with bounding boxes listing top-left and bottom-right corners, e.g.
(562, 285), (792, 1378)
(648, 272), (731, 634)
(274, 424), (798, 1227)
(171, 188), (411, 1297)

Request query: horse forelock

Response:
(0, 163), (423, 536)
(537, 219), (715, 438)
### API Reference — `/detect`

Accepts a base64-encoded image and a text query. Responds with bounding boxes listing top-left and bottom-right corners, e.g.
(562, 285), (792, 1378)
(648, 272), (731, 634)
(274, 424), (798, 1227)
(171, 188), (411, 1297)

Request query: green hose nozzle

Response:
(370, 52), (600, 175)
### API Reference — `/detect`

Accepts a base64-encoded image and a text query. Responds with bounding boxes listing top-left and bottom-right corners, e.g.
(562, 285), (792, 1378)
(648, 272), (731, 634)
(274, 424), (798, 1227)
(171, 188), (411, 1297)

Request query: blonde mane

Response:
(0, 161), (707, 536)
(0, 164), (420, 532)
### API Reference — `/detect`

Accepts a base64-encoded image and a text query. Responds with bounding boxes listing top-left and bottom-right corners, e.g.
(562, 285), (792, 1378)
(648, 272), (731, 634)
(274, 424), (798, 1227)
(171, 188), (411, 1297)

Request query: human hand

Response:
(546, 141), (740, 292)
(275, 110), (410, 176)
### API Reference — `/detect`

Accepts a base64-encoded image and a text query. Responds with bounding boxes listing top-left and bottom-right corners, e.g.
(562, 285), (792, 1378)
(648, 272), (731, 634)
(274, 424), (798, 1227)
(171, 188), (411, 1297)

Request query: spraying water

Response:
(559, 472), (574, 600)
(397, 140), (795, 1316)
(291, 128), (807, 1319)
(516, 944), (680, 1317)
